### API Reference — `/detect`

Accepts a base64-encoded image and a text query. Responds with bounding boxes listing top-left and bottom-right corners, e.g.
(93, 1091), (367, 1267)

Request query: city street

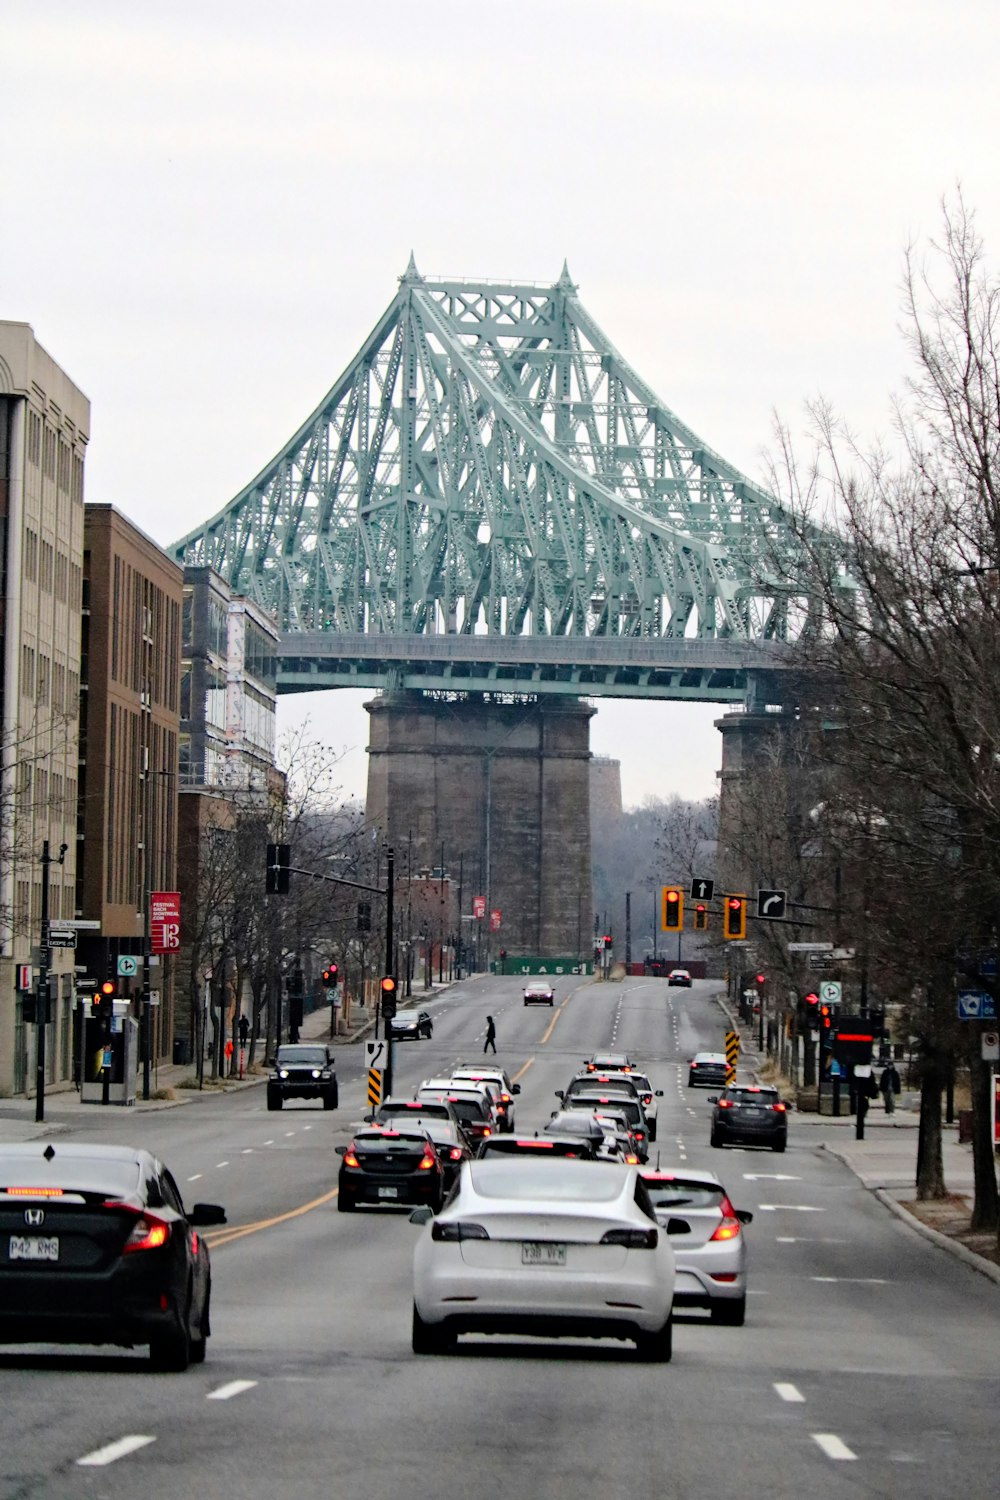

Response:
(1, 976), (997, 1499)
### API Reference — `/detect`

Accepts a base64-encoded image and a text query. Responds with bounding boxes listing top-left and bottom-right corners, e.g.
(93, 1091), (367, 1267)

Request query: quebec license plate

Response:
(377, 1186), (399, 1199)
(522, 1241), (567, 1267)
(9, 1235), (59, 1262)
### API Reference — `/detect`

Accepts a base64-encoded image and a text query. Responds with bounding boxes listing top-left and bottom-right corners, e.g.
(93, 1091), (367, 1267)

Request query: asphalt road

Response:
(0, 976), (997, 1500)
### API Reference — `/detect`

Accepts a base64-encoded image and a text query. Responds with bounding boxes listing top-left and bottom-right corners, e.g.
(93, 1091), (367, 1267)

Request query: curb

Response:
(872, 1188), (1000, 1287)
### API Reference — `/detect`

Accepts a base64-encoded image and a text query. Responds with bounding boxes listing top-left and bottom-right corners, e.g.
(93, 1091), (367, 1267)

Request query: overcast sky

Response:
(5, 0), (999, 809)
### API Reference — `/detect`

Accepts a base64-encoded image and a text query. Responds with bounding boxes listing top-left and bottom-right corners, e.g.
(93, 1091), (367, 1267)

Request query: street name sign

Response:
(788, 942), (833, 952)
(957, 990), (996, 1020)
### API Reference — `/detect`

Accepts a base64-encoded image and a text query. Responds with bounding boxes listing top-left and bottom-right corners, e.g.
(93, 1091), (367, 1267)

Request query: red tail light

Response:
(448, 1147), (464, 1161)
(772, 1102), (787, 1113)
(343, 1150), (360, 1168)
(625, 1154), (639, 1165)
(600, 1227), (658, 1248)
(717, 1098), (734, 1109)
(482, 1127), (491, 1137)
(104, 1204), (172, 1254)
(418, 1153), (437, 1171)
(710, 1216), (741, 1242)
(518, 1138), (552, 1147)
(642, 1095), (652, 1105)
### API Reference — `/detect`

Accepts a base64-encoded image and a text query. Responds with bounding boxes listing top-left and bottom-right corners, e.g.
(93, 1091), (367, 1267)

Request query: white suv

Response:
(450, 1067), (521, 1132)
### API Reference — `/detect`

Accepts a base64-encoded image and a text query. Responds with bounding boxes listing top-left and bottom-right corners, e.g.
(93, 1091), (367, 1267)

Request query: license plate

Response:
(377, 1186), (399, 1199)
(522, 1241), (567, 1267)
(743, 1109), (763, 1118)
(9, 1235), (59, 1262)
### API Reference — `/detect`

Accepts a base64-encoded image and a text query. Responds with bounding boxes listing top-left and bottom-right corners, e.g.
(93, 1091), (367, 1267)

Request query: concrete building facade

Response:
(0, 323), (88, 1096)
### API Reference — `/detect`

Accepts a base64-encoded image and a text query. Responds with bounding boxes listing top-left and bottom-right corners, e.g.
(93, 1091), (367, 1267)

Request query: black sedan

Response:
(0, 1142), (225, 1371)
(709, 1085), (788, 1151)
(337, 1129), (445, 1211)
(389, 1009), (433, 1040)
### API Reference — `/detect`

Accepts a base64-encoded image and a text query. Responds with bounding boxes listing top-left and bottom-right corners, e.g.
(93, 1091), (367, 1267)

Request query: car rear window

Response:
(0, 1157), (142, 1197)
(449, 1100), (489, 1125)
(471, 1161), (625, 1200)
(356, 1131), (428, 1150)
(567, 1096), (642, 1126)
(642, 1179), (726, 1210)
(726, 1088), (778, 1104)
(380, 1101), (451, 1120)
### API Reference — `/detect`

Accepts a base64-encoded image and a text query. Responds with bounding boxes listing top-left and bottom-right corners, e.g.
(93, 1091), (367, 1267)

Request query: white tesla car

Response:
(411, 1158), (675, 1359)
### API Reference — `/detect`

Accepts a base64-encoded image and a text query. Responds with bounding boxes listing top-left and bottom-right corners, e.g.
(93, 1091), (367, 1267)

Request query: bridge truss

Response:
(173, 260), (835, 701)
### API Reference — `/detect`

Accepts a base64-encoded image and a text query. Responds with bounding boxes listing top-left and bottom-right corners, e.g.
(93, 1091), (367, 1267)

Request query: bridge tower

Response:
(366, 692), (593, 962)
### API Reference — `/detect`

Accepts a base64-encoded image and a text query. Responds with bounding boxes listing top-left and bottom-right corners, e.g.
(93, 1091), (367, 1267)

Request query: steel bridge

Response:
(173, 260), (836, 704)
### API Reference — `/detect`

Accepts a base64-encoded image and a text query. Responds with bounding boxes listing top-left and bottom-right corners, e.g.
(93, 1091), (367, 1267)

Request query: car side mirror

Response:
(655, 1090), (664, 1097)
(707, 1095), (719, 1104)
(554, 1090), (564, 1100)
(665, 1217), (692, 1236)
(363, 1113), (375, 1123)
(409, 1206), (434, 1225)
(736, 1210), (754, 1225)
(188, 1203), (227, 1227)
(512, 1084), (521, 1095)
(334, 1145), (347, 1157)
(550, 1110), (558, 1118)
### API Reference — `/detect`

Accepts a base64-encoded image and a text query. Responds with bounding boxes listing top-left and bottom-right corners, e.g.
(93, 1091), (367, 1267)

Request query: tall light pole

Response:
(35, 840), (67, 1122)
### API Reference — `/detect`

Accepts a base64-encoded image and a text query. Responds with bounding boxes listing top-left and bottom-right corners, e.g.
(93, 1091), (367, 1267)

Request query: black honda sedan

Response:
(0, 1142), (225, 1370)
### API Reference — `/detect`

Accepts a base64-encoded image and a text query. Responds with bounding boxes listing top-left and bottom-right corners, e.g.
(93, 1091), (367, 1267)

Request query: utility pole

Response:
(35, 840), (67, 1122)
(625, 891), (631, 970)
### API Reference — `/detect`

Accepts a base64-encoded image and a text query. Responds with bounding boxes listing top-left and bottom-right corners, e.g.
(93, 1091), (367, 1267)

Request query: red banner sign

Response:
(151, 891), (181, 954)
(472, 896), (486, 919)
(489, 908), (502, 931)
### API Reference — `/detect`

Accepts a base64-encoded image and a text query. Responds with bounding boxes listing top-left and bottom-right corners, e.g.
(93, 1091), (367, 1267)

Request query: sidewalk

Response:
(0, 980), (458, 1140)
(710, 990), (1000, 1285)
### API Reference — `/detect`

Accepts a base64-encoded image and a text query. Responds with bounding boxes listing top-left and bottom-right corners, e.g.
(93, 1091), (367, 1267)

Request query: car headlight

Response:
(311, 1069), (321, 1079)
(278, 1069), (289, 1079)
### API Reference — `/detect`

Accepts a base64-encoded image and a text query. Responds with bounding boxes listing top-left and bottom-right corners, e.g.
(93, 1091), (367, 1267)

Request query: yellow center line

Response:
(204, 1186), (339, 1249)
(540, 990), (574, 1045)
(511, 1057), (534, 1084)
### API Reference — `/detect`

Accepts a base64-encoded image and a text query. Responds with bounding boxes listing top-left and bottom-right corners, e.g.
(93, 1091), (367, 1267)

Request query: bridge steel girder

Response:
(173, 260), (845, 697)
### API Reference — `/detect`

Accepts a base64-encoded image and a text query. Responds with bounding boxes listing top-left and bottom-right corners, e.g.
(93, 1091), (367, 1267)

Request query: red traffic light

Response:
(665, 890), (679, 905)
(380, 976), (397, 995)
(100, 982), (115, 996)
(756, 973), (766, 986)
(322, 963), (339, 988)
(804, 992), (819, 1006)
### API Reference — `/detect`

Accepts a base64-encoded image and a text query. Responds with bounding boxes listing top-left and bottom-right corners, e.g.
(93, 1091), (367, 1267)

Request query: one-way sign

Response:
(47, 927), (76, 947)
(957, 990), (997, 1020)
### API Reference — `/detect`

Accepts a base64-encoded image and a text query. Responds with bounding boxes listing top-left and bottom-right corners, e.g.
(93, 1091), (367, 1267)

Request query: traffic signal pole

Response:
(383, 846), (395, 1098)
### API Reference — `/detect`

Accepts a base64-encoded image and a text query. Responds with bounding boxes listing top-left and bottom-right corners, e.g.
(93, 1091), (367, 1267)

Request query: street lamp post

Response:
(35, 840), (67, 1123)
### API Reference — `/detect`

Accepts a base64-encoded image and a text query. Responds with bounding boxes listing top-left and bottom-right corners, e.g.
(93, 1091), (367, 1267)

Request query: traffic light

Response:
(265, 843), (291, 895)
(723, 895), (747, 940)
(755, 973), (766, 988)
(322, 963), (339, 989)
(499, 947), (507, 974)
(693, 903), (708, 931)
(379, 975), (398, 1021)
(357, 900), (371, 932)
(661, 886), (683, 933)
(819, 1003), (833, 1040)
(97, 980), (116, 1020)
(603, 935), (612, 949)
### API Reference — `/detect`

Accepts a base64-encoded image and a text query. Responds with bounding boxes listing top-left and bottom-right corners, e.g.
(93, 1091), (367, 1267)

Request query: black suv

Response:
(267, 1044), (338, 1111)
(709, 1085), (787, 1151)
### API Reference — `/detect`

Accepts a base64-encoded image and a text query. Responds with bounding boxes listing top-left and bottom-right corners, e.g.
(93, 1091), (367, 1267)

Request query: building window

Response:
(42, 426), (56, 480)
(37, 654), (50, 706)
(27, 411), (41, 466)
(21, 644), (35, 698)
(39, 540), (53, 592)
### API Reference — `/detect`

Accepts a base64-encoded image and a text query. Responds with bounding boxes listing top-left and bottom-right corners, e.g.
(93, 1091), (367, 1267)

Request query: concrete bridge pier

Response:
(365, 692), (594, 963)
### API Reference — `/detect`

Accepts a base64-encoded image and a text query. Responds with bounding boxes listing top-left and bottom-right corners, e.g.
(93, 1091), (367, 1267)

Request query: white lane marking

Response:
(776, 1236), (848, 1244)
(774, 1383), (805, 1403)
(303, 1125), (312, 1131)
(216, 1161), (229, 1168)
(811, 1276), (888, 1285)
(264, 1139), (274, 1146)
(812, 1433), (857, 1462)
(758, 1204), (824, 1213)
(284, 1131), (295, 1138)
(208, 1379), (258, 1401)
(241, 1148), (253, 1154)
(744, 1173), (800, 1181)
(77, 1435), (156, 1467)
(187, 1174), (202, 1182)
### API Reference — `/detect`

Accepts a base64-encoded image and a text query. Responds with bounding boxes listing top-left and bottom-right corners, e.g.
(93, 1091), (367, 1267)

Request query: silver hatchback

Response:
(640, 1167), (752, 1326)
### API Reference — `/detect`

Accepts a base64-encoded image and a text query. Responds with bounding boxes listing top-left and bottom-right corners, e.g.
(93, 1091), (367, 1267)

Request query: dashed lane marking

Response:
(187, 1173), (202, 1182)
(811, 1277), (888, 1285)
(284, 1131), (295, 1138)
(758, 1204), (824, 1212)
(774, 1383), (805, 1403)
(263, 1139), (274, 1146)
(241, 1148), (253, 1154)
(78, 1436), (156, 1467)
(208, 1380), (258, 1401)
(216, 1161), (229, 1168)
(812, 1434), (857, 1462)
(776, 1237), (848, 1244)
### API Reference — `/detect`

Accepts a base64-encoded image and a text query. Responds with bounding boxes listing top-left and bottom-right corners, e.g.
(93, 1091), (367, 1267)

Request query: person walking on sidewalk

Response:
(483, 1015), (497, 1055)
(880, 1061), (901, 1114)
